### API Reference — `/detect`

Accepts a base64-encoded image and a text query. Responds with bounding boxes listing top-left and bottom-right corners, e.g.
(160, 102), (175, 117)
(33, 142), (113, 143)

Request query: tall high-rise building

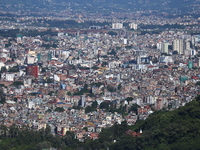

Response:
(80, 95), (85, 107)
(191, 35), (200, 47)
(157, 42), (162, 50)
(183, 40), (191, 50)
(173, 39), (183, 54)
(129, 23), (138, 30)
(197, 57), (200, 67)
(183, 39), (191, 56)
(112, 23), (123, 29)
(161, 42), (169, 54)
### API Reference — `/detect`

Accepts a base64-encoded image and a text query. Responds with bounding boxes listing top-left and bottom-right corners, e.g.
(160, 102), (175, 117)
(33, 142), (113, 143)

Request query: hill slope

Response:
(109, 95), (200, 150)
(0, 0), (198, 14)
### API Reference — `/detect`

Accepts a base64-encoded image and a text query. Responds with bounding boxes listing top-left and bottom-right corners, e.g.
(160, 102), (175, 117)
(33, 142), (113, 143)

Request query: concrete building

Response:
(161, 42), (169, 54)
(173, 39), (183, 54)
(112, 23), (123, 29)
(5, 73), (15, 81)
(129, 23), (138, 30)
(26, 55), (37, 64)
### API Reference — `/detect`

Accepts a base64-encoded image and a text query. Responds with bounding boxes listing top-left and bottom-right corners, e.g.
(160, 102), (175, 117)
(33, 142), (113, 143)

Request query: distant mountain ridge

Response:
(0, 0), (198, 14)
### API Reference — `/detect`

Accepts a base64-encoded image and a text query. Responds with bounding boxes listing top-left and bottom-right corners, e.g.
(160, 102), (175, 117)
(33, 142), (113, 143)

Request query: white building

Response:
(192, 35), (200, 46)
(112, 23), (123, 29)
(26, 55), (37, 64)
(159, 56), (174, 64)
(173, 39), (183, 54)
(124, 38), (128, 45)
(54, 74), (60, 82)
(157, 42), (162, 50)
(191, 49), (197, 56)
(129, 23), (138, 30)
(161, 42), (169, 54)
(58, 32), (64, 37)
(5, 73), (15, 81)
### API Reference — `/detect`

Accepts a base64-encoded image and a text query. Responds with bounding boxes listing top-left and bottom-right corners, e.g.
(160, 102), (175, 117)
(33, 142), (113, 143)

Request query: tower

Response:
(112, 23), (123, 29)
(80, 95), (86, 107)
(161, 42), (169, 54)
(129, 23), (138, 30)
(173, 39), (183, 54)
(183, 39), (191, 55)
(134, 49), (143, 64)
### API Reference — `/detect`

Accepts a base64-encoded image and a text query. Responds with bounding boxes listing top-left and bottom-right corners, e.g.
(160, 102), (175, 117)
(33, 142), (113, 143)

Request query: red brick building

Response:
(27, 65), (39, 78)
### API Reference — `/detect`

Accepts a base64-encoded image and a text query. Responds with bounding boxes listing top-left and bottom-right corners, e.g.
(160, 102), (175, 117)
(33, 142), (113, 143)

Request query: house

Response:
(125, 129), (141, 137)
(75, 130), (86, 141)
(90, 132), (99, 140)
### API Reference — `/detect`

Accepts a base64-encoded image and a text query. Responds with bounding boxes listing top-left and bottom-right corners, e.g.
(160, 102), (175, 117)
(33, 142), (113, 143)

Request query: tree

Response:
(109, 49), (116, 55)
(83, 127), (88, 132)
(67, 91), (72, 96)
(196, 81), (200, 86)
(54, 107), (65, 112)
(45, 124), (51, 136)
(85, 101), (98, 113)
(0, 66), (7, 72)
(0, 125), (8, 138)
(85, 106), (93, 113)
(36, 141), (51, 150)
(125, 97), (133, 102)
(8, 65), (19, 72)
(129, 103), (141, 114)
(11, 81), (23, 87)
(117, 84), (122, 91)
(100, 101), (111, 110)
(48, 91), (54, 96)
(41, 67), (46, 72)
(91, 65), (99, 70)
(0, 88), (6, 104)
(108, 31), (117, 36)
(102, 61), (108, 67)
(91, 101), (98, 108)
(45, 78), (53, 83)
(9, 124), (19, 138)
(107, 85), (116, 92)
(63, 131), (79, 148)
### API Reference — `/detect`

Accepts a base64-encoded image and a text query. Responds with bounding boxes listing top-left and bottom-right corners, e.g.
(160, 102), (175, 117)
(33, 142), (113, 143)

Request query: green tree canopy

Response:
(54, 107), (65, 112)
(108, 31), (117, 36)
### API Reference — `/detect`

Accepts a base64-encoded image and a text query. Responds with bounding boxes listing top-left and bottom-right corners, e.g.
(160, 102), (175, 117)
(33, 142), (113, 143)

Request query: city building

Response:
(112, 23), (123, 29)
(161, 42), (169, 54)
(26, 65), (39, 78)
(129, 23), (138, 30)
(173, 39), (183, 54)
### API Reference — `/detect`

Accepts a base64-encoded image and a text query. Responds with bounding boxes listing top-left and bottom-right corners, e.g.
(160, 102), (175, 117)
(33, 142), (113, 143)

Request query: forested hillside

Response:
(110, 95), (200, 150)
